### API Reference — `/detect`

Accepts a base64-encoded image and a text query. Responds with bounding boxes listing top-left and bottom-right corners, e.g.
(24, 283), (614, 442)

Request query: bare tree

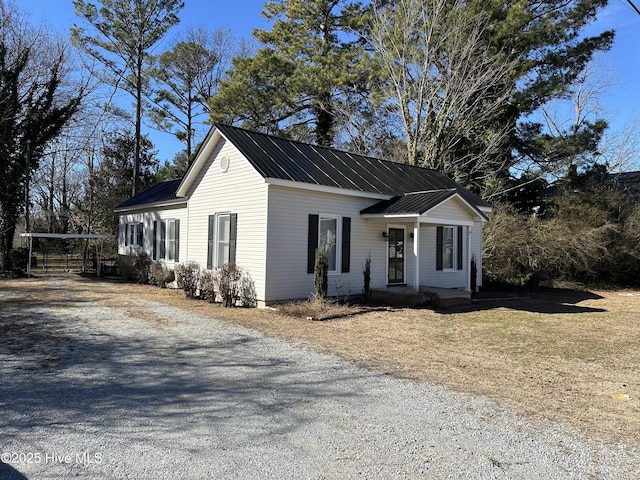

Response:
(367, 0), (517, 196)
(149, 26), (249, 158)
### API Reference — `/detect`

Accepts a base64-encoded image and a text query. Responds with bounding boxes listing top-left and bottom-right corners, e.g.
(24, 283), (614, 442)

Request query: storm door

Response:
(387, 228), (405, 284)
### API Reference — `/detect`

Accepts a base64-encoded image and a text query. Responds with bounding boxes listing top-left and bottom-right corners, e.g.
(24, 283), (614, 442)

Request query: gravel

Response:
(1, 275), (638, 479)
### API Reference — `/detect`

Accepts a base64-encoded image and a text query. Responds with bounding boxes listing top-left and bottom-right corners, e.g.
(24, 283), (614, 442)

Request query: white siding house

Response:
(115, 124), (492, 305)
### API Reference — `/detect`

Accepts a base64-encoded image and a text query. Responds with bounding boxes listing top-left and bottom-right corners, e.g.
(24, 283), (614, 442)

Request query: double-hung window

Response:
(307, 214), (351, 274)
(207, 213), (237, 269)
(436, 225), (463, 271)
(124, 222), (143, 248)
(153, 219), (180, 262)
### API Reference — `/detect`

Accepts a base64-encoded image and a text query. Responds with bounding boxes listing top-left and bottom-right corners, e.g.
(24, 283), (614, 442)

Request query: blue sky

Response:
(18, 0), (640, 164)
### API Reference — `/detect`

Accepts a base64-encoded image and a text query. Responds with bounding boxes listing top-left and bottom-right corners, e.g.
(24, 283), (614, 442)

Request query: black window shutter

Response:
(137, 222), (144, 247)
(174, 219), (180, 262)
(153, 221), (158, 260)
(436, 226), (443, 271)
(457, 226), (463, 270)
(307, 214), (319, 274)
(207, 215), (215, 269)
(229, 213), (237, 264)
(341, 217), (351, 273)
(125, 224), (129, 246)
(160, 221), (166, 259)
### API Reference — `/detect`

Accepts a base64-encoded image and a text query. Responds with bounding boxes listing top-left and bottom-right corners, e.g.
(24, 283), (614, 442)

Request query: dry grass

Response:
(2, 275), (639, 452)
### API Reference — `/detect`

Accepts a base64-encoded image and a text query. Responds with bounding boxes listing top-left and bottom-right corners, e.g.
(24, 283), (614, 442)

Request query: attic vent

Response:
(220, 155), (230, 173)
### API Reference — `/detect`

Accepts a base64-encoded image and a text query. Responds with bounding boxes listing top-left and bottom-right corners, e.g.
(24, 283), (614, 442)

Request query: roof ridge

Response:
(404, 188), (457, 195)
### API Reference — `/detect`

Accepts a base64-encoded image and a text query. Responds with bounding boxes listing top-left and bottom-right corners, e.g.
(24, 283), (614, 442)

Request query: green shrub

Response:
(117, 254), (136, 281)
(133, 252), (152, 284)
(362, 253), (372, 304)
(8, 247), (29, 275)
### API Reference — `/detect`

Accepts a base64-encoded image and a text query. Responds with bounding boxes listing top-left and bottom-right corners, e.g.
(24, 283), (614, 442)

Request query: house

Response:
(115, 123), (492, 305)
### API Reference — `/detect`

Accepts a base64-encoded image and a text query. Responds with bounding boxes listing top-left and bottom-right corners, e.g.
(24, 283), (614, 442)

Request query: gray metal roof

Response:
(360, 190), (459, 215)
(215, 123), (491, 209)
(114, 179), (183, 210)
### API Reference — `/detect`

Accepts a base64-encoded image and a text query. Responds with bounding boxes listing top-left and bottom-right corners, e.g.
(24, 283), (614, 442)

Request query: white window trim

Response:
(158, 219), (178, 262)
(318, 213), (341, 275)
(215, 213), (231, 268)
(442, 225), (456, 272)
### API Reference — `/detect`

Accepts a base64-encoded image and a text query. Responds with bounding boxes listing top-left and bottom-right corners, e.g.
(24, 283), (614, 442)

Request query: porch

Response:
(371, 285), (472, 308)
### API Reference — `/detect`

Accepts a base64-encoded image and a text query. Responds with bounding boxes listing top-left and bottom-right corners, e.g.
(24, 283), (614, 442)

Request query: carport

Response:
(20, 232), (107, 277)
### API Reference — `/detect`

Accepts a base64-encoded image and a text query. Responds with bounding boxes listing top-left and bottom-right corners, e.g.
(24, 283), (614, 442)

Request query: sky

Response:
(17, 0), (640, 165)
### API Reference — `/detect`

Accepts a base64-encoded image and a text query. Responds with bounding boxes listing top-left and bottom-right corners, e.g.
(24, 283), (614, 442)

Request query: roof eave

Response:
(114, 198), (187, 214)
(176, 127), (221, 197)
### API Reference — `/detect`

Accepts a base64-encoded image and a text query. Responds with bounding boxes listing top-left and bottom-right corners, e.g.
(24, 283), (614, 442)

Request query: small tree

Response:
(314, 248), (328, 299)
(362, 253), (372, 304)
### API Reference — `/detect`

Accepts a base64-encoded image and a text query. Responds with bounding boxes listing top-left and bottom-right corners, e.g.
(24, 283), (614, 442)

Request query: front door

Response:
(388, 228), (405, 284)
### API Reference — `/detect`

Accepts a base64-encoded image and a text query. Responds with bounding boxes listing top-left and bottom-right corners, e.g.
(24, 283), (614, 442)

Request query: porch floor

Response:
(371, 285), (472, 307)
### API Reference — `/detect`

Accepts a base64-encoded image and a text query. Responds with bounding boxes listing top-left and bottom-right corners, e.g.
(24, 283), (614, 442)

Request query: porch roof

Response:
(360, 189), (488, 220)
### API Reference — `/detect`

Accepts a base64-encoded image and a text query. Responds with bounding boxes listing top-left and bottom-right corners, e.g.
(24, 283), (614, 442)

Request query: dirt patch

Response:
(3, 275), (639, 452)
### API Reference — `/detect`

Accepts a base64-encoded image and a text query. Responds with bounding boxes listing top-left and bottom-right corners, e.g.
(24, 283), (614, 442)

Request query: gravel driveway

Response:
(1, 275), (637, 479)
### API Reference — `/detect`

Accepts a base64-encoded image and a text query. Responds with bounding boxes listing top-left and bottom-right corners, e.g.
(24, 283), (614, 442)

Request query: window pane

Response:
(443, 227), (454, 269)
(168, 221), (176, 261)
(319, 217), (337, 271)
(217, 215), (230, 266)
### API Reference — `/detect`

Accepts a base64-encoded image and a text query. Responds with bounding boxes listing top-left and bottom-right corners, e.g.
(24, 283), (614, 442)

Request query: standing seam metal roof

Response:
(214, 123), (491, 210)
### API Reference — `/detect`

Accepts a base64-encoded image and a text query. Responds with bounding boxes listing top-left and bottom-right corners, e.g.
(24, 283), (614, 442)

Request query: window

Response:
(154, 219), (180, 262)
(307, 214), (351, 274)
(436, 226), (463, 271)
(124, 222), (143, 248)
(319, 215), (338, 272)
(207, 213), (237, 269)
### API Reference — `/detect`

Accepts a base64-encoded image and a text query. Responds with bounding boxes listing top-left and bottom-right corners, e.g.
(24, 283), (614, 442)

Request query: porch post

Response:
(413, 220), (420, 292)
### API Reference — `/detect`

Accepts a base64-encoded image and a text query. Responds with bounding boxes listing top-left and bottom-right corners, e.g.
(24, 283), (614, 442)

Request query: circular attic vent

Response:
(220, 155), (230, 173)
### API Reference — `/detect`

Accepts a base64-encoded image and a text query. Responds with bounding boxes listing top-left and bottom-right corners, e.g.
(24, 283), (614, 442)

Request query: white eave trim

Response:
(176, 127), (221, 197)
(114, 199), (187, 214)
(265, 177), (392, 200)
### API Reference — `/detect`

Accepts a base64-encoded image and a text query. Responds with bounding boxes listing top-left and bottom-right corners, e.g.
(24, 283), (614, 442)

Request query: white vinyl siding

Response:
(184, 139), (268, 301)
(265, 186), (385, 301)
(118, 206), (186, 265)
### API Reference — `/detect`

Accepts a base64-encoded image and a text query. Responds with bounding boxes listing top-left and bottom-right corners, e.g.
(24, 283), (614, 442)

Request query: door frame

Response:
(385, 224), (406, 285)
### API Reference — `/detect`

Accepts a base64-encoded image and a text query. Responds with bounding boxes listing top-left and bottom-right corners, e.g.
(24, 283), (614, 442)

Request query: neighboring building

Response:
(115, 123), (492, 305)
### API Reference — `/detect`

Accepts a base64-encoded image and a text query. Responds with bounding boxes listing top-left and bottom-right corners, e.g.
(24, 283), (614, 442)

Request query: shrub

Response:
(8, 247), (29, 275)
(149, 262), (168, 287)
(175, 261), (201, 298)
(200, 269), (216, 303)
(239, 272), (257, 307)
(164, 269), (175, 285)
(117, 254), (136, 281)
(314, 248), (328, 299)
(213, 263), (241, 307)
(133, 252), (152, 284)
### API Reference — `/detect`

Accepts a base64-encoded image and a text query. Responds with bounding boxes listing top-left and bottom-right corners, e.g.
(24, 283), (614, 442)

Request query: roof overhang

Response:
(176, 127), (222, 197)
(361, 190), (488, 223)
(266, 177), (392, 200)
(114, 199), (188, 214)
